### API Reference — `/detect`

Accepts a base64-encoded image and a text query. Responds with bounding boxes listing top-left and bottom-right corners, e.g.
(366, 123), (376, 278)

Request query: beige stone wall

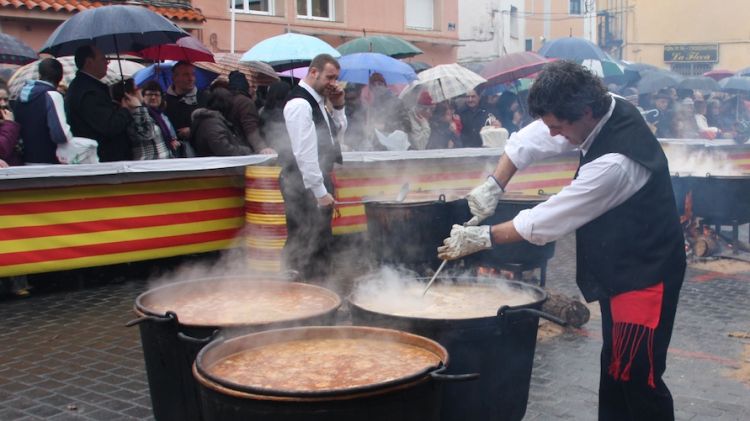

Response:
(598, 0), (750, 71)
(524, 0), (586, 52)
(193, 0), (459, 65)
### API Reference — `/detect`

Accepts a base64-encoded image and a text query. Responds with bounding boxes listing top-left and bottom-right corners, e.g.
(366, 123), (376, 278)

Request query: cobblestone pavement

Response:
(1, 233), (749, 420)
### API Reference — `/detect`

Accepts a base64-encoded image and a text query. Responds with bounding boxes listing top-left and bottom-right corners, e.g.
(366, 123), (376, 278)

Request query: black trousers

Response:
(597, 266), (685, 421)
(279, 171), (334, 281)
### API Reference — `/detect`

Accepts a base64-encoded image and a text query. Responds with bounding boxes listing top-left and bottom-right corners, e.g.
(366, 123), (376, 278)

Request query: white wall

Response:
(457, 0), (526, 65)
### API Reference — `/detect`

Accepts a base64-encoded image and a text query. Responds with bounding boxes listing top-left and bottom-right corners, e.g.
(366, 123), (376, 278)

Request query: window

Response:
(569, 0), (582, 15)
(510, 6), (518, 39)
(406, 0), (434, 30)
(525, 38), (533, 52)
(297, 0), (333, 20)
(231, 0), (274, 15)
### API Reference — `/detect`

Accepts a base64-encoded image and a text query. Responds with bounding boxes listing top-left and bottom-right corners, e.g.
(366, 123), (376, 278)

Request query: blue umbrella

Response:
(240, 33), (340, 71)
(40, 5), (188, 57)
(133, 61), (218, 91)
(538, 37), (609, 61)
(338, 53), (417, 85)
(0, 33), (38, 65)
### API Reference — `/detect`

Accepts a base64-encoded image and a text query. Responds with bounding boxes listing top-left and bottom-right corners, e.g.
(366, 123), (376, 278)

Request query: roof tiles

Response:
(0, 0), (205, 22)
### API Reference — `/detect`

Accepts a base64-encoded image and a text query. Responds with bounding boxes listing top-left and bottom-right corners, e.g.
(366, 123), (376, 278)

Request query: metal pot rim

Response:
(348, 276), (548, 323)
(193, 325), (448, 400)
(134, 276), (342, 329)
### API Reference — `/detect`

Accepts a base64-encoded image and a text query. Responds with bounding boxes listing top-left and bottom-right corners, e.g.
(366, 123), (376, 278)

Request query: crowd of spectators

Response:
(5, 49), (749, 169)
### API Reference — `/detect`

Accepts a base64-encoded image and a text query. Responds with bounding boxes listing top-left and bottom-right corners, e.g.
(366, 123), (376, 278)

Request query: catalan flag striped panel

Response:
(0, 175), (245, 277)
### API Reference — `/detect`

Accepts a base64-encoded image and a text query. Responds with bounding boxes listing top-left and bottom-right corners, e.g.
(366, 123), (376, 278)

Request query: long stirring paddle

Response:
(422, 259), (447, 296)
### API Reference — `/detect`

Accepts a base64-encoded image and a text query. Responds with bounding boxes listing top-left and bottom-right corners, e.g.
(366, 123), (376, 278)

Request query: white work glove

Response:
(465, 176), (504, 226)
(437, 224), (493, 260)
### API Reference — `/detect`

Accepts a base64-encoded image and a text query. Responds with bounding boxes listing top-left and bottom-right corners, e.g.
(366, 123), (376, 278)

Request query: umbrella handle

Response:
(113, 35), (124, 81)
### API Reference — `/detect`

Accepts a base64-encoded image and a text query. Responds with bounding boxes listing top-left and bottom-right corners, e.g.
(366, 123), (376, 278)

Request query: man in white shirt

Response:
(280, 54), (346, 280)
(439, 61), (685, 421)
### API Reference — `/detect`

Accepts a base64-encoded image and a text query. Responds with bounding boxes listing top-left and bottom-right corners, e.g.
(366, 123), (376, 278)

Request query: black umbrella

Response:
(678, 76), (720, 92)
(720, 76), (750, 92)
(40, 5), (188, 62)
(0, 33), (38, 65)
(636, 69), (683, 94)
(407, 61), (432, 73)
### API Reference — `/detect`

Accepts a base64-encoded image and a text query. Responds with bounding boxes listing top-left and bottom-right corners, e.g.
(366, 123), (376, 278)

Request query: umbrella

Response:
(480, 51), (549, 86)
(720, 76), (750, 92)
(133, 61), (218, 91)
(636, 69), (683, 94)
(407, 61), (432, 73)
(7, 57), (144, 99)
(337, 52), (417, 85)
(240, 33), (340, 71)
(703, 69), (734, 81)
(581, 58), (625, 82)
(337, 35), (422, 59)
(134, 35), (214, 63)
(195, 53), (279, 86)
(538, 37), (609, 61)
(278, 66), (309, 80)
(40, 5), (189, 57)
(0, 33), (38, 65)
(399, 63), (486, 103)
(736, 67), (750, 77)
(677, 76), (720, 92)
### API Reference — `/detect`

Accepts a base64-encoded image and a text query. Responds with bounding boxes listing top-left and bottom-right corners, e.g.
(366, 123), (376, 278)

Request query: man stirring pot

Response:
(439, 61), (685, 421)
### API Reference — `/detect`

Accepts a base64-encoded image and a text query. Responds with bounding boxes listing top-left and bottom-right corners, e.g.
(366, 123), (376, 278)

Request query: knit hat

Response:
(228, 70), (250, 93)
(368, 72), (386, 86)
(417, 90), (434, 106)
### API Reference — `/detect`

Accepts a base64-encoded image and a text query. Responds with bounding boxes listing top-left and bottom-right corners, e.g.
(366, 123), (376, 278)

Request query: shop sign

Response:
(663, 44), (718, 63)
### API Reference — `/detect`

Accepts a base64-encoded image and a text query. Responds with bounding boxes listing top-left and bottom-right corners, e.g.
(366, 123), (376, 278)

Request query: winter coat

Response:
(190, 108), (252, 156)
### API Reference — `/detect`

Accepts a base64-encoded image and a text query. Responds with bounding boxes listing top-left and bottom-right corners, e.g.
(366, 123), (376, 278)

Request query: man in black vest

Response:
(280, 54), (345, 280)
(438, 61), (685, 420)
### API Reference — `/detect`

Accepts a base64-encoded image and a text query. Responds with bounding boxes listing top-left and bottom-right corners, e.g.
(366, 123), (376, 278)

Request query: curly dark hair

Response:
(528, 60), (610, 122)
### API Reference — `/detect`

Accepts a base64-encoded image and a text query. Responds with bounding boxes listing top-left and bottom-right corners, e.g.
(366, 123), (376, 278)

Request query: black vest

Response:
(575, 97), (685, 302)
(279, 85), (342, 188)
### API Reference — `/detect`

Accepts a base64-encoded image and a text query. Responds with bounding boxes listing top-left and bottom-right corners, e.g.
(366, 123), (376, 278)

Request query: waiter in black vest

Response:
(439, 61), (685, 421)
(281, 54), (346, 280)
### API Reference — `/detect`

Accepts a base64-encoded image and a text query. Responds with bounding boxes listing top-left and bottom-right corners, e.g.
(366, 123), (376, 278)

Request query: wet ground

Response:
(1, 232), (749, 420)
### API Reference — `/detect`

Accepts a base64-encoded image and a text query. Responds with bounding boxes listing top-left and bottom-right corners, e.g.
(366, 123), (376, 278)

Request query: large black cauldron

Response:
(192, 326), (477, 421)
(349, 276), (565, 421)
(126, 277), (341, 421)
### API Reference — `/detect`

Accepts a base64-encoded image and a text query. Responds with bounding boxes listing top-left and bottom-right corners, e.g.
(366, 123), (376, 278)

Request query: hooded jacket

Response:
(13, 80), (73, 164)
(190, 108), (252, 157)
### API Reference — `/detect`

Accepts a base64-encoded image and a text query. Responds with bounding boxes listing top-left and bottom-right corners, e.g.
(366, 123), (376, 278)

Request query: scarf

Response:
(608, 282), (664, 388)
(147, 106), (177, 150)
(167, 85), (198, 106)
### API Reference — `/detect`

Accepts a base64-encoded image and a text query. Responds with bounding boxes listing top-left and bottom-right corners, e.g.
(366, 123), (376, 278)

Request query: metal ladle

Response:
(422, 259), (447, 296)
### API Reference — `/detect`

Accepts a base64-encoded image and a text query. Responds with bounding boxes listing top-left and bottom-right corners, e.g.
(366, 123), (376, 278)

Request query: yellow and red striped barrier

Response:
(244, 154), (579, 273)
(0, 175), (245, 277)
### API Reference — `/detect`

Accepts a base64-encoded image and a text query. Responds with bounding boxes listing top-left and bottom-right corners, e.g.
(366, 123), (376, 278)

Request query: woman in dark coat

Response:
(190, 87), (252, 156)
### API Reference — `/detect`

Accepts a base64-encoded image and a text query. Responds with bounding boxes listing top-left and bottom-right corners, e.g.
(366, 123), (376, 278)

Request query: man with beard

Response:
(280, 54), (347, 280)
(439, 61), (685, 420)
(457, 88), (493, 147)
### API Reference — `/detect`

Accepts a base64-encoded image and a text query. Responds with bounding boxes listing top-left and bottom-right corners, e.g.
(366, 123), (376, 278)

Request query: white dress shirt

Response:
(283, 81), (347, 198)
(507, 97), (652, 245)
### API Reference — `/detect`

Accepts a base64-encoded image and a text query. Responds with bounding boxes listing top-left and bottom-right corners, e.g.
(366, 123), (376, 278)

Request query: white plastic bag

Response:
(56, 137), (99, 164)
(375, 129), (410, 151)
(479, 114), (508, 149)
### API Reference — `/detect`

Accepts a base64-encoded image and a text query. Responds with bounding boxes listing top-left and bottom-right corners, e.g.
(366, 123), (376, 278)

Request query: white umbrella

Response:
(399, 63), (486, 103)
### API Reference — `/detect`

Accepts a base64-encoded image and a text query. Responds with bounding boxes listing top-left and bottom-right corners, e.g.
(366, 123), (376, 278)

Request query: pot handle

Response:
(177, 329), (219, 345)
(125, 311), (177, 327)
(497, 305), (568, 327)
(429, 366), (480, 382)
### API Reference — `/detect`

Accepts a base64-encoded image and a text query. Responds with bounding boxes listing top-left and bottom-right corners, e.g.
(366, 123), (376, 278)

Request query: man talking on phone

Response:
(280, 54), (347, 281)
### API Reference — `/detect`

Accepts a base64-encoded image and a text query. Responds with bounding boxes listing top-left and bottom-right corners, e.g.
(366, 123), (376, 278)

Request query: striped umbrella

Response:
(195, 53), (279, 86)
(0, 33), (38, 65)
(399, 63), (486, 103)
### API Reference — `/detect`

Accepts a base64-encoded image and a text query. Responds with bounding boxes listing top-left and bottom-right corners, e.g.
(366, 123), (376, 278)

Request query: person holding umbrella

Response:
(65, 45), (140, 162)
(439, 61), (685, 420)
